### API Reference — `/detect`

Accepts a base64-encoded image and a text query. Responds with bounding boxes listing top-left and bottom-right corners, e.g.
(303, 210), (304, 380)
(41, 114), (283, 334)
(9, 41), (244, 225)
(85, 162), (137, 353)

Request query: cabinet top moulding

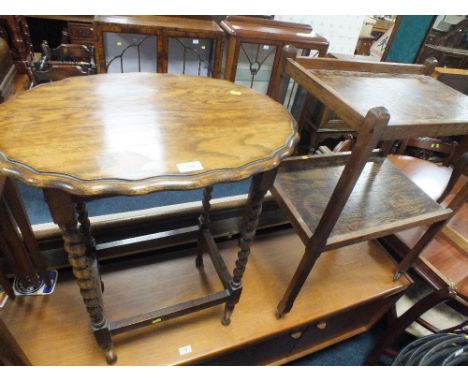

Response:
(26, 15), (94, 23)
(221, 16), (328, 47)
(93, 16), (224, 35)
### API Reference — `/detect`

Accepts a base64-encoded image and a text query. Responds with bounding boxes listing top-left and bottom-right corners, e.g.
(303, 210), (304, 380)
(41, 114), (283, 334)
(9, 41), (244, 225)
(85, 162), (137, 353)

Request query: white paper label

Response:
(193, 39), (199, 44)
(263, 45), (270, 50)
(179, 345), (192, 355)
(176, 161), (204, 173)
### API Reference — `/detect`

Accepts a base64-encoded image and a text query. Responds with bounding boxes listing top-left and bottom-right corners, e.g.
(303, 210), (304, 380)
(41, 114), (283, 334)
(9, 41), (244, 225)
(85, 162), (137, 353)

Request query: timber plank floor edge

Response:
(0, 229), (410, 365)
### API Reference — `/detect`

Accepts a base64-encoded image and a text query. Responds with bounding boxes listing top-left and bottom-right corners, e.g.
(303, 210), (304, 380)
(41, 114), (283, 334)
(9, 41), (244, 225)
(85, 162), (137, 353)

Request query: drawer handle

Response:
(290, 330), (303, 339)
(316, 321), (327, 330)
(90, 27), (94, 32)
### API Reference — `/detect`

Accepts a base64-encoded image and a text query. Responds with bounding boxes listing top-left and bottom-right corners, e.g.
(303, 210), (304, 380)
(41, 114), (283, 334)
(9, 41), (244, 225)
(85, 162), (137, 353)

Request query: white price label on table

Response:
(179, 345), (192, 355)
(176, 161), (204, 173)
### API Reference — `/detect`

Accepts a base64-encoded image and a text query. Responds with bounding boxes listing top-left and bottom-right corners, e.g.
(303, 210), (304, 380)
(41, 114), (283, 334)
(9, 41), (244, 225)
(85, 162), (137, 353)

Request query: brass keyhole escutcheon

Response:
(316, 321), (327, 330)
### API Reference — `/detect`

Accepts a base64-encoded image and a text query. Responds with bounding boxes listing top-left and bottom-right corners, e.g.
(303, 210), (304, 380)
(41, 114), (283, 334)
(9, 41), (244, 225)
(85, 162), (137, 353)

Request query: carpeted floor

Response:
(18, 179), (252, 225)
(288, 322), (394, 366)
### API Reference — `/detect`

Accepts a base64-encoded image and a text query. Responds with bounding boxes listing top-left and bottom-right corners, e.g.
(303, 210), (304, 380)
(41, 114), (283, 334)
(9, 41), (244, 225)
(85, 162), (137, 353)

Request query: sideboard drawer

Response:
(293, 297), (396, 354)
(198, 328), (306, 365)
(68, 22), (94, 45)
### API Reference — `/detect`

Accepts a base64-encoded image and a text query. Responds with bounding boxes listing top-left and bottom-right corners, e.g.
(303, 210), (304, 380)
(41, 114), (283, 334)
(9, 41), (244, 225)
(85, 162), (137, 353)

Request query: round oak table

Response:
(0, 73), (297, 364)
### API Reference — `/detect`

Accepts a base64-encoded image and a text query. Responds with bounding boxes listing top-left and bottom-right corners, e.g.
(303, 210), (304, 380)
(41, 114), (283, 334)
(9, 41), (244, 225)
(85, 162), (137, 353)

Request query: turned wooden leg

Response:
(44, 189), (116, 365)
(196, 186), (213, 268)
(76, 200), (104, 294)
(223, 170), (277, 326)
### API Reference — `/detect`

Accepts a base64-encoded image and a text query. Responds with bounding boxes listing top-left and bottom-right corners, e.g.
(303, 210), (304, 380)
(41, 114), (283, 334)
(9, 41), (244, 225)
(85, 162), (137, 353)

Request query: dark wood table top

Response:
(0, 73), (297, 196)
(309, 70), (468, 128)
(287, 58), (468, 139)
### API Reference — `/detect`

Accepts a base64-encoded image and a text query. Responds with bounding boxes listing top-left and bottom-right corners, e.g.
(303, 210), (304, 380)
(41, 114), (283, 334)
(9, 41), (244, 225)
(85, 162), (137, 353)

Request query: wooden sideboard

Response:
(0, 229), (410, 365)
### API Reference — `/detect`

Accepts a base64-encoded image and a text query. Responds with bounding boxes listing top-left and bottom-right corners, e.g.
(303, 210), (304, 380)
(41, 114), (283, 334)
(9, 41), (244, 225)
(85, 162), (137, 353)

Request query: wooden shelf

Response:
(272, 155), (452, 251)
(0, 229), (410, 365)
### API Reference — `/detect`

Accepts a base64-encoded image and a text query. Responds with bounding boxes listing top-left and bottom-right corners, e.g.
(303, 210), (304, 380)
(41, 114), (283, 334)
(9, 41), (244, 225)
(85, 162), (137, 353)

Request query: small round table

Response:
(0, 73), (297, 364)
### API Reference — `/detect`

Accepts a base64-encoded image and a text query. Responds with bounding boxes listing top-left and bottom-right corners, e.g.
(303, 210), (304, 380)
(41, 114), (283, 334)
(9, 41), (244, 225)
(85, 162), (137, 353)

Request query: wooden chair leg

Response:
(396, 180), (468, 278)
(0, 263), (14, 299)
(395, 220), (447, 278)
(0, 232), (24, 285)
(437, 151), (468, 203)
(0, 203), (39, 287)
(3, 178), (50, 286)
(0, 318), (31, 365)
(365, 287), (453, 365)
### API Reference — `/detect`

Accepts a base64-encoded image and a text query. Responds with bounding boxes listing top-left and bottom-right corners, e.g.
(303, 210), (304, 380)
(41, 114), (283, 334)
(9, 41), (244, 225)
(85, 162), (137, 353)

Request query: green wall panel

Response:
(385, 16), (435, 63)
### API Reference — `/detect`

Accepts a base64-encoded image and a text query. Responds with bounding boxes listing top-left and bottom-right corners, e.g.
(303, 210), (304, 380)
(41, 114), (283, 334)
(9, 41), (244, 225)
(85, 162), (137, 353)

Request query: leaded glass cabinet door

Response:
(104, 32), (157, 73)
(168, 37), (215, 77)
(234, 43), (277, 94)
(281, 48), (316, 114)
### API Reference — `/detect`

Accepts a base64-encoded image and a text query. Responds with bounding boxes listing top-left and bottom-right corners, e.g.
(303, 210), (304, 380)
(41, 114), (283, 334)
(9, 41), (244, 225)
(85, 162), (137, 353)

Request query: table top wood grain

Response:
(287, 58), (468, 140)
(309, 70), (468, 127)
(0, 73), (297, 196)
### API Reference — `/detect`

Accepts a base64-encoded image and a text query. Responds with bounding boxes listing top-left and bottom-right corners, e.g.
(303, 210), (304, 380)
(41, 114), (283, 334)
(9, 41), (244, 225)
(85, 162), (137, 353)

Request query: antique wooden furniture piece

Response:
(0, 16), (34, 73)
(93, 16), (224, 77)
(395, 67), (468, 166)
(418, 18), (468, 69)
(0, 317), (30, 365)
(220, 16), (329, 97)
(26, 40), (96, 86)
(0, 175), (51, 298)
(420, 45), (468, 69)
(396, 136), (459, 165)
(0, 73), (297, 364)
(272, 49), (468, 317)
(0, 228), (411, 365)
(366, 153), (468, 364)
(0, 36), (16, 103)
